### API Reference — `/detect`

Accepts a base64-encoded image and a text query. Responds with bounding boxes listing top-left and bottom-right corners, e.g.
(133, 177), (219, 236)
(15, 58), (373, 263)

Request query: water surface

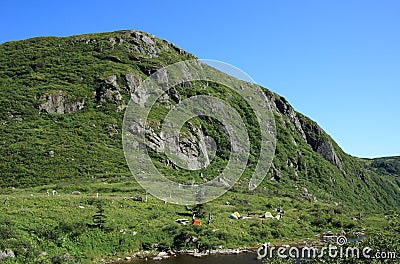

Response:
(130, 253), (260, 264)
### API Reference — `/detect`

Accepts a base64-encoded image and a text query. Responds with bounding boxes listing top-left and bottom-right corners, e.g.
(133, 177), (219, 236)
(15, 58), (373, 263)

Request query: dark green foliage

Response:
(92, 202), (107, 229)
(368, 156), (400, 176)
(140, 241), (152, 250)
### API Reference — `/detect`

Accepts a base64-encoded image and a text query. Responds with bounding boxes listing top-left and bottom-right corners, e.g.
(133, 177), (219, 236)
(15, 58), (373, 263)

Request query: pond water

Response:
(129, 253), (260, 264)
(347, 236), (367, 243)
(127, 237), (367, 263)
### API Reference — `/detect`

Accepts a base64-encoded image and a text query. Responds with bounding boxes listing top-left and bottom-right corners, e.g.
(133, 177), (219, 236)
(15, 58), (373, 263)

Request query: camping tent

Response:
(264, 212), (274, 218)
(229, 212), (241, 219)
(192, 219), (202, 226)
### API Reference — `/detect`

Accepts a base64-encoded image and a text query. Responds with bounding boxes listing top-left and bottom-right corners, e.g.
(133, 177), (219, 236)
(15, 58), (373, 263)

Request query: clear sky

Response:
(1, 0), (399, 158)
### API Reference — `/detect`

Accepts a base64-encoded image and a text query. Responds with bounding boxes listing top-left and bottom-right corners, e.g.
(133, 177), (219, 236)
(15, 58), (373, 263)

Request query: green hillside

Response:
(0, 30), (398, 263)
(365, 156), (400, 176)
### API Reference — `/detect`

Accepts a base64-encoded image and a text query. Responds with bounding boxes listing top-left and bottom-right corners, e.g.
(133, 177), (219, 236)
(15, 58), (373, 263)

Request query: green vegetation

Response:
(0, 184), (397, 263)
(0, 30), (398, 262)
(364, 156), (400, 176)
(261, 212), (399, 263)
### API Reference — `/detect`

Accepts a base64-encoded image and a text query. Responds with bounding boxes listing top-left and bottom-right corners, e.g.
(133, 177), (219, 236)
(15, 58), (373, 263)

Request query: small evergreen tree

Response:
(92, 202), (107, 229)
(192, 203), (205, 218)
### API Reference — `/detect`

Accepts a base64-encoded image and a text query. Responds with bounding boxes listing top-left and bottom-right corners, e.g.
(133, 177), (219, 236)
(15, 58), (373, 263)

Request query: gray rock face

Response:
(72, 30), (181, 59)
(168, 88), (181, 103)
(125, 73), (142, 93)
(96, 75), (122, 104)
(316, 140), (343, 170)
(130, 83), (150, 108)
(128, 31), (170, 58)
(266, 91), (343, 170)
(0, 249), (15, 260)
(141, 35), (154, 45)
(95, 73), (146, 111)
(268, 93), (307, 140)
(298, 114), (343, 170)
(39, 91), (85, 114)
(129, 120), (215, 170)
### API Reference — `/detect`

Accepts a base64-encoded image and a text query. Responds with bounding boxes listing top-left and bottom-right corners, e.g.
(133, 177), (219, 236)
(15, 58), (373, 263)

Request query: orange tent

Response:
(192, 219), (202, 226)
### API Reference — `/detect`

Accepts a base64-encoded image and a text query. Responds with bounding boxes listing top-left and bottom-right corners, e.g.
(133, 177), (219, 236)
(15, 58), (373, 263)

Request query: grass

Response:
(1, 179), (397, 263)
(0, 30), (398, 262)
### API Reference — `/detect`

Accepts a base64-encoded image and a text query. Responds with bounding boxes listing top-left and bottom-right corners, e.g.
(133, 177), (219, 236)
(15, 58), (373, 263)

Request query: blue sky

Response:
(1, 0), (399, 158)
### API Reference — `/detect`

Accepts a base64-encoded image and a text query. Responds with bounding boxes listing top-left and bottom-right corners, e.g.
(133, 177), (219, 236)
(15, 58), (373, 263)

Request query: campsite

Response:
(0, 172), (398, 263)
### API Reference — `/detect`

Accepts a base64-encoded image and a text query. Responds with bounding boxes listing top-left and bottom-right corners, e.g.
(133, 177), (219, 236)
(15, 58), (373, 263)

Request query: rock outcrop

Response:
(0, 249), (15, 260)
(39, 91), (85, 114)
(316, 140), (343, 170)
(267, 91), (343, 170)
(129, 120), (215, 170)
(96, 75), (122, 104)
(73, 30), (193, 61)
(125, 73), (142, 93)
(298, 115), (343, 170)
(269, 93), (307, 140)
(96, 73), (144, 111)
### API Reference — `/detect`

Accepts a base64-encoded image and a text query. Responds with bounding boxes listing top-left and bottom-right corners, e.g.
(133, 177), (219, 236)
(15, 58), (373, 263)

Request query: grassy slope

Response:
(0, 30), (398, 262)
(0, 183), (395, 263)
(0, 30), (190, 187)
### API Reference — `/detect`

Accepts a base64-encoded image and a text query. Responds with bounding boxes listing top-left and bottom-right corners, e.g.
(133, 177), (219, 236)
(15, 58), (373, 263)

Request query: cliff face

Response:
(39, 91), (85, 114)
(268, 93), (343, 170)
(0, 30), (398, 210)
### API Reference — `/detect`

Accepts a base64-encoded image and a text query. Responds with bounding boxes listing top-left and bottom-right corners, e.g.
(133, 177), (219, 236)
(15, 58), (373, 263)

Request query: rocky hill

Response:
(0, 30), (398, 210)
